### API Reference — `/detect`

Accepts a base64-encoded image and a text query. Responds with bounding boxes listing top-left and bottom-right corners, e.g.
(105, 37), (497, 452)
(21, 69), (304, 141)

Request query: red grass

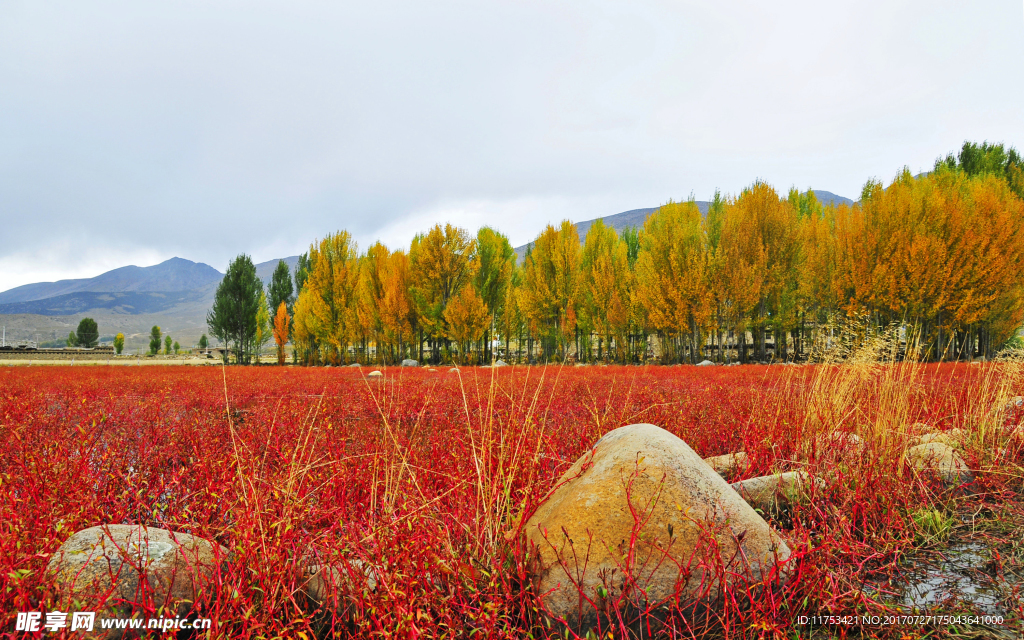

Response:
(1, 363), (1022, 638)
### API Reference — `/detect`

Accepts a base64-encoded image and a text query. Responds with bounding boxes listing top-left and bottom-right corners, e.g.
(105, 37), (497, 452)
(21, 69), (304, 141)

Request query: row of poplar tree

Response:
(208, 141), (1024, 365)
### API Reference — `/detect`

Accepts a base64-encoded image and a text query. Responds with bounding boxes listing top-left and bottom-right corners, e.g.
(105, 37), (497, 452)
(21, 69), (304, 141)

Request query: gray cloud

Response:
(1, 0), (1022, 289)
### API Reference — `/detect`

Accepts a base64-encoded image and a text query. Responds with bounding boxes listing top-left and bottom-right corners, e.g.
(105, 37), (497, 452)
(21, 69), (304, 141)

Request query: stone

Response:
(299, 557), (379, 614)
(730, 472), (812, 513)
(703, 451), (749, 480)
(346, 363), (361, 367)
(426, 368), (438, 372)
(908, 443), (974, 486)
(696, 359), (715, 366)
(813, 431), (865, 456)
(494, 359), (508, 367)
(524, 424), (791, 633)
(448, 367), (459, 373)
(911, 429), (964, 449)
(47, 525), (226, 638)
(401, 359), (419, 367)
(367, 370), (383, 378)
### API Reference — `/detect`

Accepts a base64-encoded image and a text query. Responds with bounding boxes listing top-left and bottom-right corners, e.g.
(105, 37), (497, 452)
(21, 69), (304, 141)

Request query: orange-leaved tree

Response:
(273, 301), (290, 365)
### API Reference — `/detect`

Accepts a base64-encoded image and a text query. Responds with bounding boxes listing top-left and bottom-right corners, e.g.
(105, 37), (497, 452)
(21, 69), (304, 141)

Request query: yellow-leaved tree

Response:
(292, 231), (359, 364)
(580, 220), (632, 362)
(518, 221), (581, 361)
(636, 201), (713, 363)
(443, 284), (490, 364)
(409, 224), (476, 363)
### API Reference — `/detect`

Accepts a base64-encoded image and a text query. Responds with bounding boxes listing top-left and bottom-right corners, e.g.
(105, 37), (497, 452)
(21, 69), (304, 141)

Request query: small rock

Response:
(367, 370), (383, 378)
(814, 431), (865, 455)
(300, 557), (379, 612)
(426, 368), (438, 372)
(696, 359), (715, 366)
(494, 359), (508, 367)
(47, 525), (226, 638)
(730, 472), (813, 513)
(401, 359), (419, 367)
(448, 367), (459, 373)
(703, 451), (749, 480)
(346, 363), (361, 367)
(908, 443), (973, 486)
(524, 424), (791, 634)
(911, 429), (964, 449)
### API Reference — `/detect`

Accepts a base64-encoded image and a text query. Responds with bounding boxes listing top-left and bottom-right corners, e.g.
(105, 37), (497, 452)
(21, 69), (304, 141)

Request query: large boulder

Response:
(401, 359), (419, 367)
(524, 424), (791, 634)
(908, 443), (974, 486)
(367, 370), (383, 378)
(47, 525), (226, 638)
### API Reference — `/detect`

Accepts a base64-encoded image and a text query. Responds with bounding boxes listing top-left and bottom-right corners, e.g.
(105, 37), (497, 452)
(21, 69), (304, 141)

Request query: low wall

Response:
(0, 351), (118, 360)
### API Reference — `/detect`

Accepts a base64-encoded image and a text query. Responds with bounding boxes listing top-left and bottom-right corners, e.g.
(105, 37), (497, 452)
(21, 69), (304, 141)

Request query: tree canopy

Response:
(207, 254), (263, 364)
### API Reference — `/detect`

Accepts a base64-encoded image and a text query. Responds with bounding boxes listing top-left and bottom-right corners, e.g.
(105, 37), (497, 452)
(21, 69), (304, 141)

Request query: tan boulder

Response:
(47, 525), (226, 638)
(907, 443), (973, 486)
(703, 451), (749, 480)
(524, 424), (791, 633)
(730, 472), (813, 514)
(367, 370), (383, 378)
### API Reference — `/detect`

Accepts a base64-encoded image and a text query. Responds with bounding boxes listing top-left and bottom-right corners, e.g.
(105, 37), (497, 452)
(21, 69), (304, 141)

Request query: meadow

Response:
(2, 358), (1022, 639)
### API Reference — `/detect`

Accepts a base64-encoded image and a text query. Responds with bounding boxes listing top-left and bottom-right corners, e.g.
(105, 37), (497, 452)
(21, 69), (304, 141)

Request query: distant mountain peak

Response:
(0, 257), (224, 305)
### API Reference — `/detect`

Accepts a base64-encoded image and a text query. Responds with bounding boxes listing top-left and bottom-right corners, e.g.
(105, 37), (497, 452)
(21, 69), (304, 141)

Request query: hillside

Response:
(0, 256), (300, 351)
(0, 257), (223, 305)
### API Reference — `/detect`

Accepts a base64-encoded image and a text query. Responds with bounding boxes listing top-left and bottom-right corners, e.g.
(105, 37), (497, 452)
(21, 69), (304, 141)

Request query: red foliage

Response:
(0, 364), (1021, 638)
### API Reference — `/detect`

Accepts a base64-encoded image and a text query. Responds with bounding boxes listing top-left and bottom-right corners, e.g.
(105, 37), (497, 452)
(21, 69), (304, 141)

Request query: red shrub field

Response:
(2, 362), (1024, 638)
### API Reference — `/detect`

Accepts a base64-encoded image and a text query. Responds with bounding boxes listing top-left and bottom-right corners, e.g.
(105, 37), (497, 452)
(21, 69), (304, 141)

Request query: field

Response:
(2, 361), (1024, 639)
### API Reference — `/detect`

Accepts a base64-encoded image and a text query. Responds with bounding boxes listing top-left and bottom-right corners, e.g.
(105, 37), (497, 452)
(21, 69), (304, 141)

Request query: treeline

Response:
(211, 141), (1024, 365)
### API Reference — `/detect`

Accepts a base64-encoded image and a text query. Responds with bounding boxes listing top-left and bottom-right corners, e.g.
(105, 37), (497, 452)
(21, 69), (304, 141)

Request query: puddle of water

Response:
(869, 542), (1010, 616)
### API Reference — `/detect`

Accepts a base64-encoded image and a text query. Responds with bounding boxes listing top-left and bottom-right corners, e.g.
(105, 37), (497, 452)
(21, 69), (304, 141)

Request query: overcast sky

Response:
(1, 1), (1022, 291)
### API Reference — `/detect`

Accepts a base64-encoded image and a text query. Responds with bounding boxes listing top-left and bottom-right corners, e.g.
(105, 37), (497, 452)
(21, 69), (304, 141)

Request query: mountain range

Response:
(0, 191), (851, 351)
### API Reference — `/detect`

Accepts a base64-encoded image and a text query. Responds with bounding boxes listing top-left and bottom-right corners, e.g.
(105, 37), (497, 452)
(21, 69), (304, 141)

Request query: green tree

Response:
(66, 332), (78, 347)
(295, 253), (312, 292)
(207, 254), (263, 364)
(198, 334), (208, 349)
(254, 288), (271, 363)
(173, 341), (180, 355)
(473, 227), (516, 362)
(936, 141), (1024, 201)
(149, 326), (162, 355)
(113, 332), (125, 355)
(75, 318), (99, 348)
(269, 259), (295, 317)
(164, 335), (172, 355)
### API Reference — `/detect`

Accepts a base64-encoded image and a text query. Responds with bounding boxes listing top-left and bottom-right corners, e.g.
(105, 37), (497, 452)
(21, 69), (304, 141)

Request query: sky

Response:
(1, 1), (1023, 291)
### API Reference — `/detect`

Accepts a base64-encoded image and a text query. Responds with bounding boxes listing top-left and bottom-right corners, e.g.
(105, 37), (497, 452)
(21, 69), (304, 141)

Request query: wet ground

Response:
(862, 502), (1024, 639)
